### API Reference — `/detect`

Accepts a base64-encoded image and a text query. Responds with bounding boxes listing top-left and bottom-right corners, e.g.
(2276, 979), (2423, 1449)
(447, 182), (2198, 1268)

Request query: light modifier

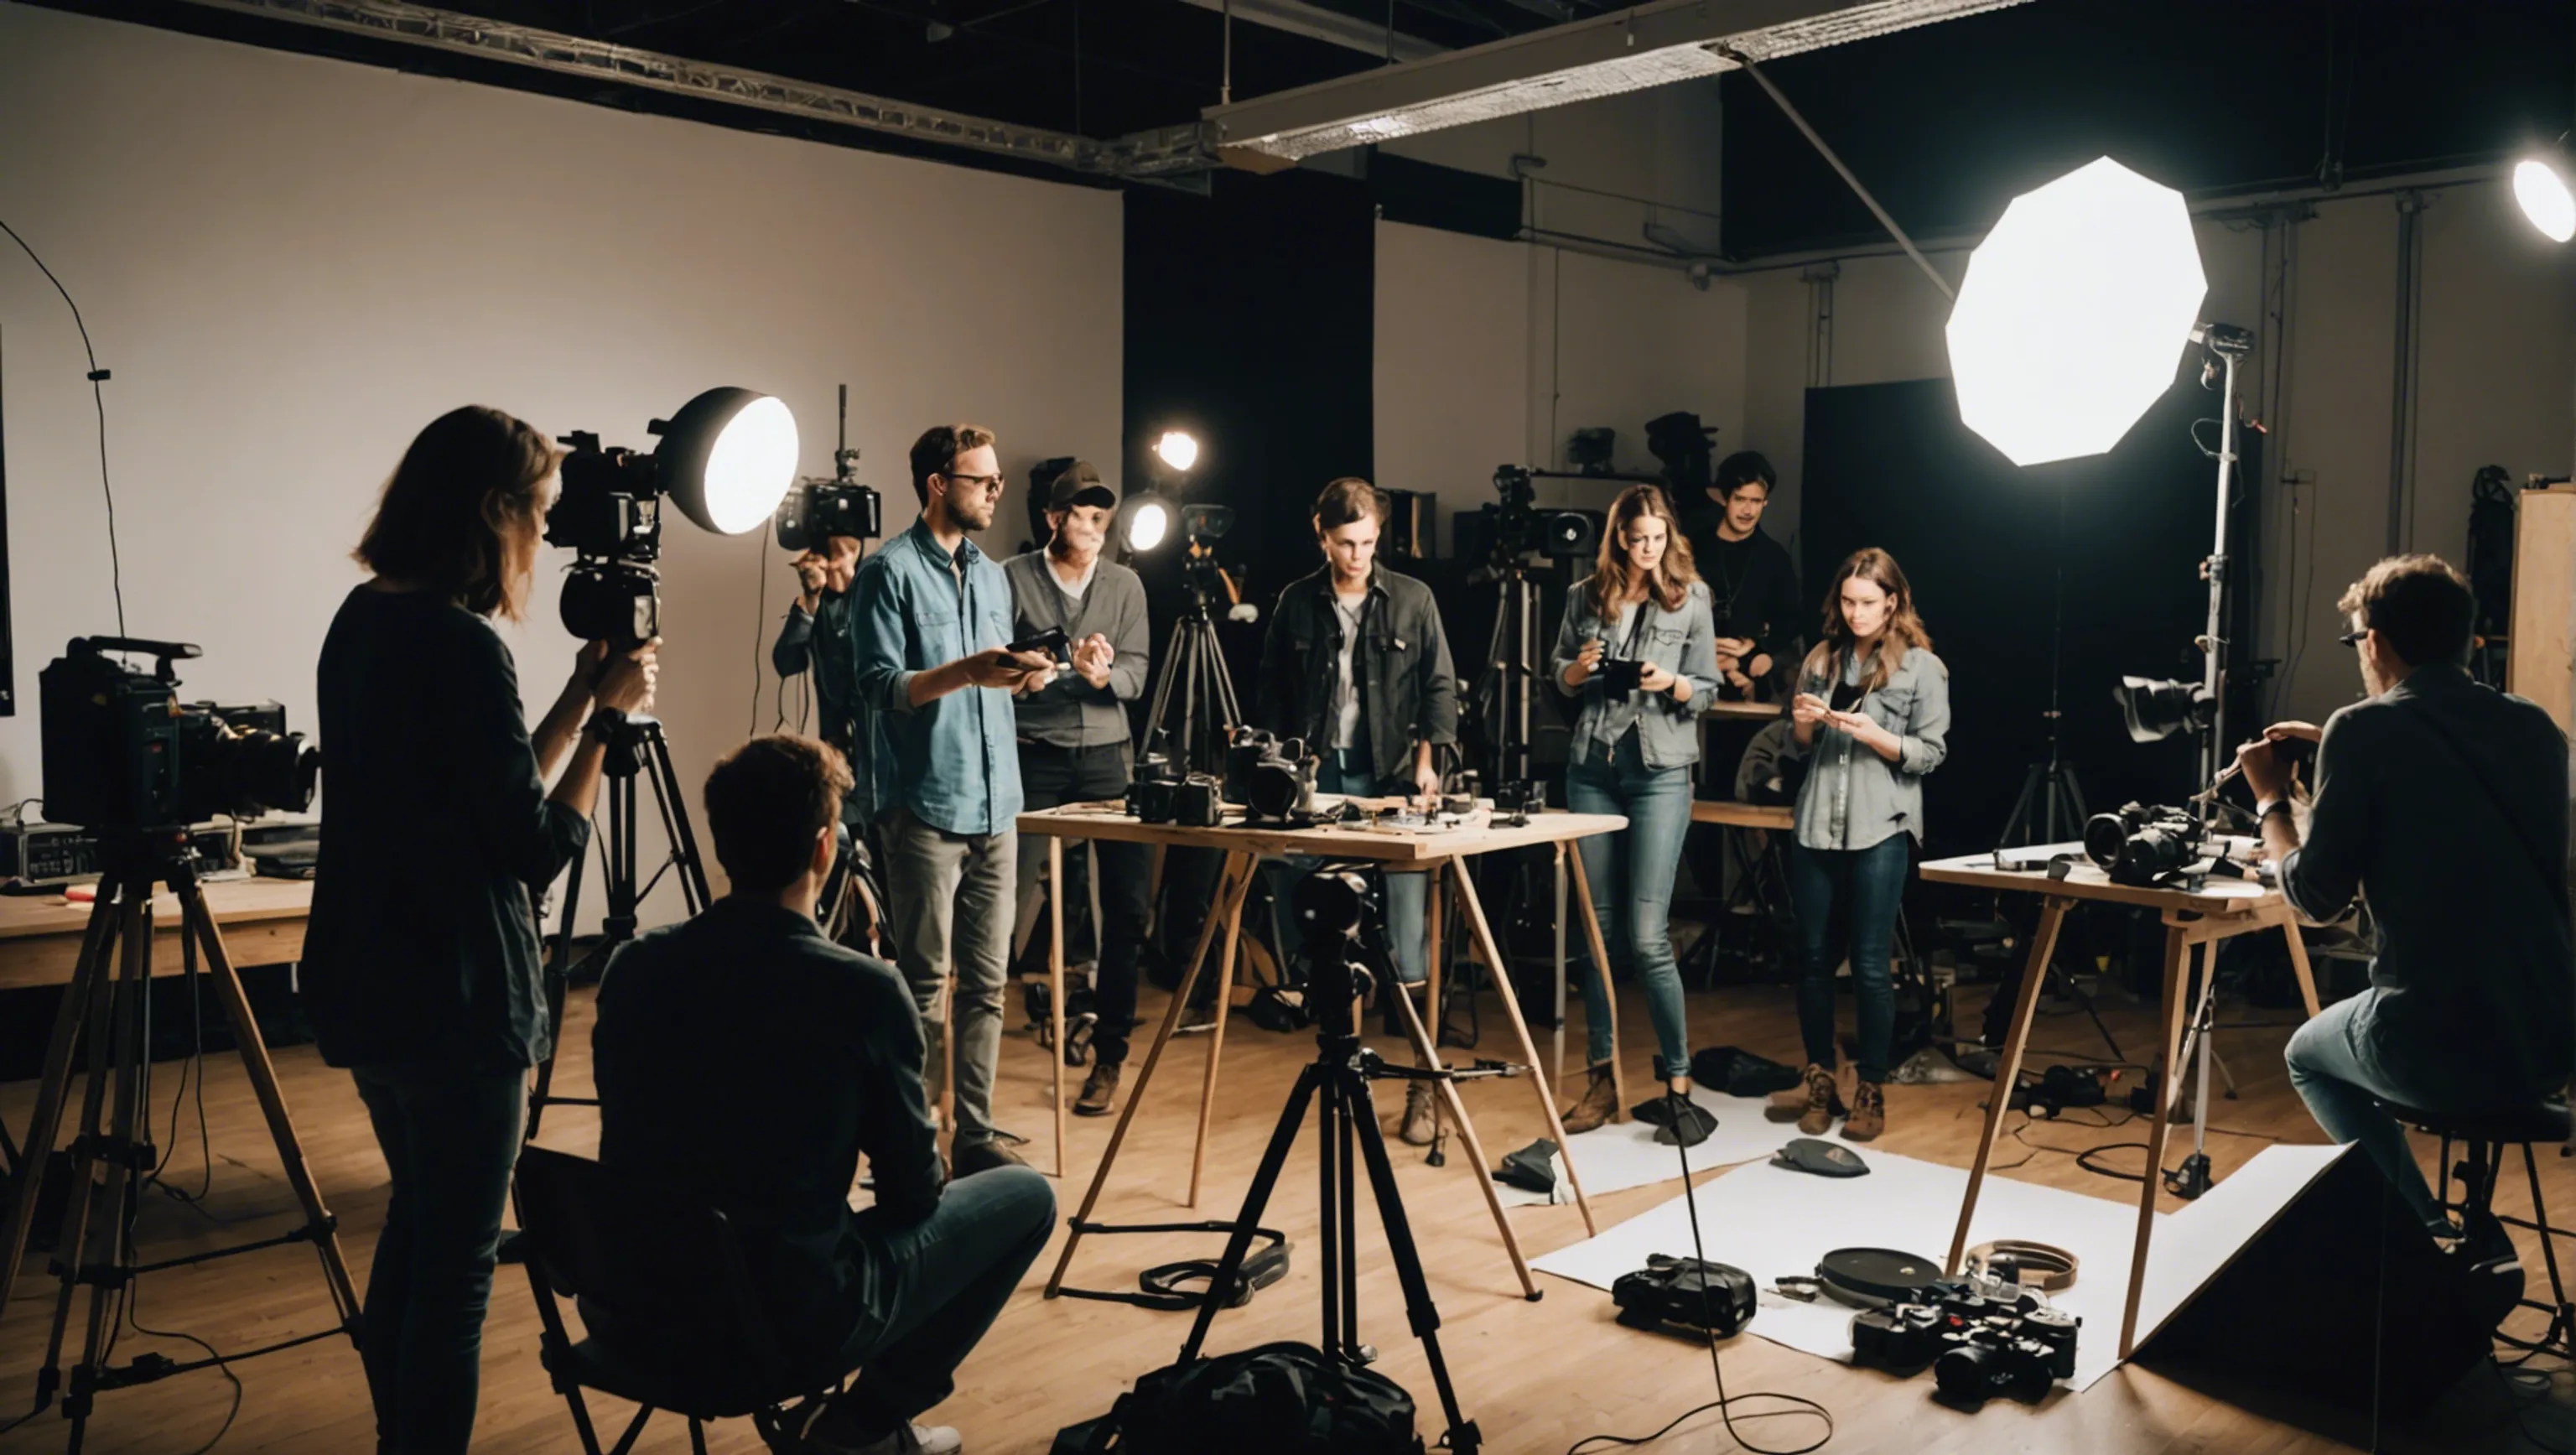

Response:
(2515, 155), (2575, 243)
(1945, 157), (2207, 467)
(1124, 498), (1173, 553)
(1154, 430), (1201, 474)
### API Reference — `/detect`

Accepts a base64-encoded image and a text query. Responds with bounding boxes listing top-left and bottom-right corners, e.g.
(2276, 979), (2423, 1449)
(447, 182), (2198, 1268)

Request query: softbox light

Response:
(1946, 157), (2207, 467)
(657, 387), (800, 535)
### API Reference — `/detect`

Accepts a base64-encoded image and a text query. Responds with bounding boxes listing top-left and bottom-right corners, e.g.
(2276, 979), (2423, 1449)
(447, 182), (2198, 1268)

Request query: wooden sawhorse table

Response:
(1021, 803), (1627, 1299)
(1919, 843), (2320, 1358)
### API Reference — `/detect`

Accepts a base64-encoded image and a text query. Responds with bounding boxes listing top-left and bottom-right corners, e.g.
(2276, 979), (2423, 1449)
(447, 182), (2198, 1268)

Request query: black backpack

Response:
(1052, 1342), (1422, 1455)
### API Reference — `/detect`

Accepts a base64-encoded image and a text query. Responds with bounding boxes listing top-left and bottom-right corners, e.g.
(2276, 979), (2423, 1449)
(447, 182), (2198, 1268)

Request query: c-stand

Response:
(526, 711), (711, 1139)
(0, 830), (361, 1450)
(1176, 866), (1493, 1454)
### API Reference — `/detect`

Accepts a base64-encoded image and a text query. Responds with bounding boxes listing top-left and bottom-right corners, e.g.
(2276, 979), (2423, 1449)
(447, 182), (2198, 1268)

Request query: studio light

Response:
(1121, 496), (1173, 554)
(1154, 429), (1202, 474)
(1946, 156), (2208, 466)
(548, 387), (801, 646)
(2515, 153), (2575, 242)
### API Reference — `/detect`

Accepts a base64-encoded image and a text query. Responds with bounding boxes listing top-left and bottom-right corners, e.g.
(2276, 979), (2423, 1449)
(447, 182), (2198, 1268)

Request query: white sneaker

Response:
(834, 1423), (962, 1455)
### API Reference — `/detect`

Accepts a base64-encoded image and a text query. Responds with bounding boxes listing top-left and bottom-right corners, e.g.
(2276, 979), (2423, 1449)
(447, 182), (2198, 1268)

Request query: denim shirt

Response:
(1550, 577), (1724, 771)
(1790, 644), (1950, 851)
(851, 521), (1025, 837)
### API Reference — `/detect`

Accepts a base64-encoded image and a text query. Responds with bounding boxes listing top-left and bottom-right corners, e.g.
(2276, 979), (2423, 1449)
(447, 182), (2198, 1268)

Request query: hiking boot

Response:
(1398, 1082), (1439, 1146)
(1561, 1063), (1619, 1135)
(1842, 1080), (1886, 1142)
(1073, 1058), (1122, 1117)
(1768, 1063), (1844, 1136)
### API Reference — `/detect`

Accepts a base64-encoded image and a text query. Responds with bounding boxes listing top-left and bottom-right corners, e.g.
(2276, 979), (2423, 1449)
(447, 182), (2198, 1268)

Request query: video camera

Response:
(1223, 728), (1317, 824)
(775, 383), (883, 553)
(2082, 801), (2205, 886)
(1470, 466), (1598, 582)
(40, 638), (319, 833)
(1124, 751), (1222, 828)
(1849, 1276), (2079, 1405)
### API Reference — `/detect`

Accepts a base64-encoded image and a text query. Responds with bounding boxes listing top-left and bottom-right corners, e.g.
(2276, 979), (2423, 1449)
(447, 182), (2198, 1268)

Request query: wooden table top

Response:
(1918, 840), (2284, 917)
(0, 874), (314, 940)
(1690, 800), (1795, 829)
(1017, 802), (1627, 860)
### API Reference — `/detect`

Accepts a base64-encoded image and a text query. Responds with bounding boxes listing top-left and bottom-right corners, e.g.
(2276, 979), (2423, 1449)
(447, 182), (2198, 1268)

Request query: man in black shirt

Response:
(595, 736), (1052, 1455)
(1679, 450), (1802, 699)
(2238, 555), (2573, 1234)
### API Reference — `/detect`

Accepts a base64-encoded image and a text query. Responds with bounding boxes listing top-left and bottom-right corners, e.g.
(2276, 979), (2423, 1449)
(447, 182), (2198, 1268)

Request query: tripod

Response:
(1175, 867), (1485, 1455)
(2002, 477), (2088, 849)
(526, 712), (711, 1140)
(1139, 570), (1241, 777)
(0, 832), (361, 1448)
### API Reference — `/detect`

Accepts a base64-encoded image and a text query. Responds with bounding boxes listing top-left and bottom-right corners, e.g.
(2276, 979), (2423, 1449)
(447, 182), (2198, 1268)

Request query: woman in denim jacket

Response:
(1768, 548), (1949, 1143)
(1550, 486), (1724, 1135)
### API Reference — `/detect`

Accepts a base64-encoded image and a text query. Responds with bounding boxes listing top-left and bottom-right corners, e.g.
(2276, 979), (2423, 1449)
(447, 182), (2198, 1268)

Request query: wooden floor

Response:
(2, 969), (2570, 1455)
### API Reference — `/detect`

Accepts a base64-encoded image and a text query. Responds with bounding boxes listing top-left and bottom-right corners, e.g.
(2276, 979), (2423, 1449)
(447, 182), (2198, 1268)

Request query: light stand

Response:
(525, 712), (713, 1140)
(2002, 479), (2089, 847)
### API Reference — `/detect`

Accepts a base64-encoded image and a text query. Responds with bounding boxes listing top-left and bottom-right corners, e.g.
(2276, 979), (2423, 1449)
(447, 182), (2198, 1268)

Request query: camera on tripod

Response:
(39, 637), (319, 831)
(548, 387), (801, 648)
(1848, 1276), (2079, 1404)
(1469, 466), (1598, 580)
(1224, 729), (1318, 824)
(2082, 801), (2205, 886)
(775, 382), (883, 553)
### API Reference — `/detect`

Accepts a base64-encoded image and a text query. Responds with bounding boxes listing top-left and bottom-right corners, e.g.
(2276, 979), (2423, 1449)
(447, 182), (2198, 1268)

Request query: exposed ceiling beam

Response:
(160, 0), (1218, 179)
(1202, 0), (2028, 163)
(1171, 0), (1448, 64)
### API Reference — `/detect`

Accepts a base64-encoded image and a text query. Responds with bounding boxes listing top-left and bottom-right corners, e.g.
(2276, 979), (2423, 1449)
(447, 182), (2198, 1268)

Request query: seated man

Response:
(595, 735), (1055, 1455)
(2237, 555), (2573, 1235)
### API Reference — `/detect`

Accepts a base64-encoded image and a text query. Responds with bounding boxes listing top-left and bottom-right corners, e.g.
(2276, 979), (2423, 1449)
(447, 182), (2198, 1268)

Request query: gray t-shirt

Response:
(1332, 590), (1368, 751)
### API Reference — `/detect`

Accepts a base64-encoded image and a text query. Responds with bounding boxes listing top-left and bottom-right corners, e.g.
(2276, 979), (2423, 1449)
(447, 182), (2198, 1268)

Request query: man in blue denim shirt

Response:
(853, 423), (1057, 1176)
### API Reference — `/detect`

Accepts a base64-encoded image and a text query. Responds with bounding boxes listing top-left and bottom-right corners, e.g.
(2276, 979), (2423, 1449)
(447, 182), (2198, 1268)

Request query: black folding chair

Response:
(512, 1146), (834, 1455)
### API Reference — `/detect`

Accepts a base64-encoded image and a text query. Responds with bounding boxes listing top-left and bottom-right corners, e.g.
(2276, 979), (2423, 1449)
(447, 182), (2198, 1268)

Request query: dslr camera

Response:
(1597, 657), (1648, 696)
(1124, 752), (1222, 828)
(1223, 728), (1317, 823)
(1849, 1276), (2079, 1405)
(40, 638), (319, 833)
(2082, 801), (2205, 886)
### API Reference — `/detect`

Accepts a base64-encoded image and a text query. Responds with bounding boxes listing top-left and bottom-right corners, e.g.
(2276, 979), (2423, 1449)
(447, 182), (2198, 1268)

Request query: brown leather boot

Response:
(1768, 1063), (1845, 1135)
(1842, 1080), (1886, 1142)
(1560, 1063), (1619, 1135)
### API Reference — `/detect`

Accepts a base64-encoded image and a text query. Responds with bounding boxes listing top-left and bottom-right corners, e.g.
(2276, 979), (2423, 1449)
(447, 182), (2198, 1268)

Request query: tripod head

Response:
(1292, 865), (1380, 1050)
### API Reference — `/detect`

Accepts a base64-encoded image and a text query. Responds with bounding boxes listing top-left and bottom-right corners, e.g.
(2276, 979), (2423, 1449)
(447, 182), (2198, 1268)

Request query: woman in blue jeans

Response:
(304, 408), (656, 1455)
(1550, 485), (1722, 1134)
(1769, 547), (1948, 1143)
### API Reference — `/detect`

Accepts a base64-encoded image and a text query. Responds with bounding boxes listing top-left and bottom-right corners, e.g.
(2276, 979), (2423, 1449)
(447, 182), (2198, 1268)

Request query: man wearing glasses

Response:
(854, 424), (1059, 1176)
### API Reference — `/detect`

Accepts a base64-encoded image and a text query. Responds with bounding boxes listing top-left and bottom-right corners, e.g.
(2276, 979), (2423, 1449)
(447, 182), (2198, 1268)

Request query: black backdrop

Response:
(1800, 375), (2263, 859)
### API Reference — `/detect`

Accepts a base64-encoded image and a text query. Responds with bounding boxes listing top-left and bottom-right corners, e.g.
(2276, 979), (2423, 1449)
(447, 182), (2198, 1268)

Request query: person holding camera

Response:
(1768, 548), (1949, 1143)
(854, 424), (1058, 1177)
(594, 735), (1053, 1455)
(2236, 555), (2572, 1237)
(1551, 485), (1725, 1135)
(305, 405), (657, 1455)
(1678, 450), (1800, 700)
(1003, 462), (1151, 1118)
(773, 531), (875, 814)
(1257, 476), (1458, 1145)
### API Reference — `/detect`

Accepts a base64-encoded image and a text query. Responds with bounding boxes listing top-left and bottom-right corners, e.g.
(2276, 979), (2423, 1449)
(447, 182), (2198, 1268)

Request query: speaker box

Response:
(2132, 1147), (2521, 1421)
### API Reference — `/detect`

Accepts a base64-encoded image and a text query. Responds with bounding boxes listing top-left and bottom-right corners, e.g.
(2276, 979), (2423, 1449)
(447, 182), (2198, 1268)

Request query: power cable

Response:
(1, 216), (125, 636)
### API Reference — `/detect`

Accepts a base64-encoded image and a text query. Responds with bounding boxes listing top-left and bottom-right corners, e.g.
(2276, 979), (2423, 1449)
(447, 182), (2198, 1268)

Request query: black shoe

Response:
(953, 1139), (1029, 1177)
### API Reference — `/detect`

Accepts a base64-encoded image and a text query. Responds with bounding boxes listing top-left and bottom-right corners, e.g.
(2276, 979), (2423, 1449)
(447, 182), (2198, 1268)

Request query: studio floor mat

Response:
(1496, 1088), (1784, 1207)
(1530, 1143), (2344, 1393)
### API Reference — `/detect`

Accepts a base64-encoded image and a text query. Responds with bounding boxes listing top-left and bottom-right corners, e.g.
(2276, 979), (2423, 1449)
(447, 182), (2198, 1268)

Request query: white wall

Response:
(1374, 220), (1748, 550)
(0, 6), (1123, 925)
(1735, 183), (2575, 727)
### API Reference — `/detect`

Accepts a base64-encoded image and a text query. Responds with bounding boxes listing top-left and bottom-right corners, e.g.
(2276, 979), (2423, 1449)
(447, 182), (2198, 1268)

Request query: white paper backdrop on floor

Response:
(1529, 1142), (2345, 1393)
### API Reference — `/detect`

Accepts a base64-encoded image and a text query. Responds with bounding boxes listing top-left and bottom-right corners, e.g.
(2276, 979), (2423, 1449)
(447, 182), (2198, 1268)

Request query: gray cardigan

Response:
(1549, 578), (1725, 770)
(1002, 549), (1149, 750)
(1790, 644), (1950, 851)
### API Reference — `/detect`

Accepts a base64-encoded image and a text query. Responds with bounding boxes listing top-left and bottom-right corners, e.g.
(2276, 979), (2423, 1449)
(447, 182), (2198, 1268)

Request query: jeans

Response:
(1786, 834), (1911, 1083)
(2284, 993), (2444, 1228)
(1565, 730), (1696, 1073)
(1015, 742), (1149, 1066)
(881, 808), (1017, 1147)
(1269, 746), (1428, 987)
(832, 1166), (1057, 1425)
(350, 1062), (526, 1455)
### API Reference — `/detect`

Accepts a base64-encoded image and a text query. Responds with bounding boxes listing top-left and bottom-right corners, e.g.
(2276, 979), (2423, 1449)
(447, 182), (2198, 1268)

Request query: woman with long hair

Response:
(1768, 547), (1948, 1142)
(1550, 485), (1723, 1135)
(304, 406), (657, 1455)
